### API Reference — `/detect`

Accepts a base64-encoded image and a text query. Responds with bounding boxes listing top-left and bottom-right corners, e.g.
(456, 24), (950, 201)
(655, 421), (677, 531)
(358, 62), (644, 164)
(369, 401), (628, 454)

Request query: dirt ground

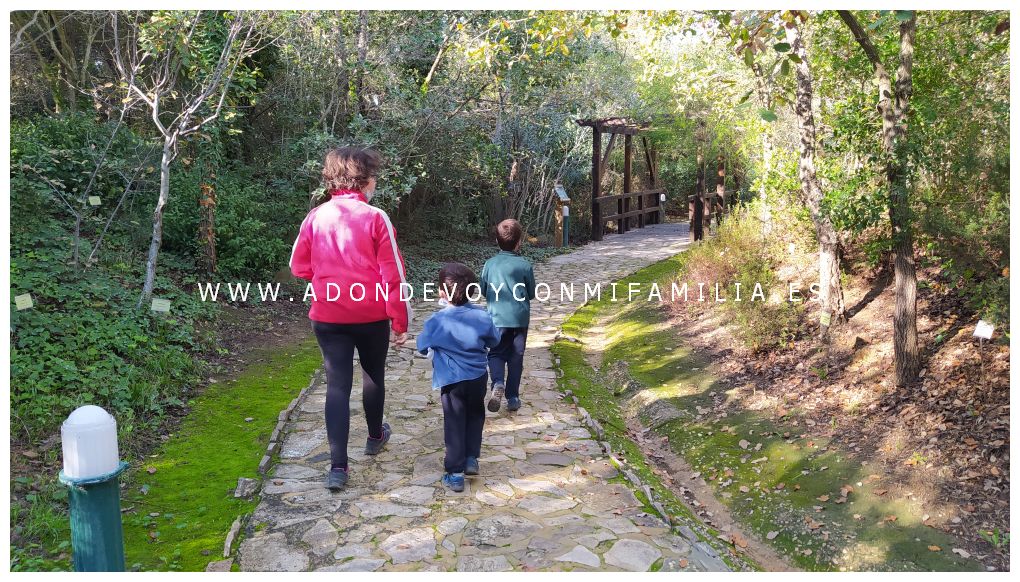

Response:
(667, 264), (1010, 571)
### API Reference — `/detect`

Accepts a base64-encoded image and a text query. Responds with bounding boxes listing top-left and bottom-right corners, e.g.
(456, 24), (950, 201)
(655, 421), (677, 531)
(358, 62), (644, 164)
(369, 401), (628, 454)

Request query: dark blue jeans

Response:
(487, 327), (528, 399)
(441, 373), (487, 474)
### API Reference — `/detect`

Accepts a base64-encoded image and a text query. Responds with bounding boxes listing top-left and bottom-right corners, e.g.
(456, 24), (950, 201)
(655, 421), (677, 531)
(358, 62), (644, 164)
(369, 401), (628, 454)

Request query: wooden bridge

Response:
(575, 117), (741, 243)
(577, 118), (665, 242)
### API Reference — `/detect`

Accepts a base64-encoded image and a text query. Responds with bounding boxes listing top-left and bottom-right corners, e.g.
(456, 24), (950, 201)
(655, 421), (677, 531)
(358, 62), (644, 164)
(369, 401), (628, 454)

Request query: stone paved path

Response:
(236, 223), (730, 572)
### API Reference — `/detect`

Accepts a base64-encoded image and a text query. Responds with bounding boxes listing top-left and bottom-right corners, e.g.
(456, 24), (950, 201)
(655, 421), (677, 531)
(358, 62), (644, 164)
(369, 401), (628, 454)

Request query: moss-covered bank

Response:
(552, 254), (979, 572)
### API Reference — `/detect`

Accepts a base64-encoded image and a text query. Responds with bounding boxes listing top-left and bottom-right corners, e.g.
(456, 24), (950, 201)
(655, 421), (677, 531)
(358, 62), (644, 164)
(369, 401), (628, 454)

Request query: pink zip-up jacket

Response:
(290, 189), (412, 333)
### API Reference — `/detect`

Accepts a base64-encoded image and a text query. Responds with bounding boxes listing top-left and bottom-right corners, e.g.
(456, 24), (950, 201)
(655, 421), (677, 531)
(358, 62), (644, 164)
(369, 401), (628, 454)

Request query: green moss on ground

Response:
(553, 255), (746, 571)
(553, 255), (980, 572)
(120, 338), (322, 571)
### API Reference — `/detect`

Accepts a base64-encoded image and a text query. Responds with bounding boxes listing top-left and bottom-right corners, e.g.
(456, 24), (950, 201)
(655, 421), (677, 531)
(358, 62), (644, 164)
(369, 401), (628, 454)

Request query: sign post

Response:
(554, 184), (571, 248)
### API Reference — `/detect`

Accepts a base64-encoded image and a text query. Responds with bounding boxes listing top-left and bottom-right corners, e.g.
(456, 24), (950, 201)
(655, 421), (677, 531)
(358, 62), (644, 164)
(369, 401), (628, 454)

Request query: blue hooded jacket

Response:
(416, 303), (500, 390)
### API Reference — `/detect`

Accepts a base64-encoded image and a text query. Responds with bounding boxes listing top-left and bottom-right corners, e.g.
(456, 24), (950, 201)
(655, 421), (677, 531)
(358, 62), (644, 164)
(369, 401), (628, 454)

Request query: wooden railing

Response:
(594, 187), (665, 238)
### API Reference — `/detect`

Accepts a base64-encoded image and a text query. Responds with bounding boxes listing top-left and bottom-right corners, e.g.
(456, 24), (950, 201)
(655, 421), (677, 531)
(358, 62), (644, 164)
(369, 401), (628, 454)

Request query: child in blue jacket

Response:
(416, 263), (500, 492)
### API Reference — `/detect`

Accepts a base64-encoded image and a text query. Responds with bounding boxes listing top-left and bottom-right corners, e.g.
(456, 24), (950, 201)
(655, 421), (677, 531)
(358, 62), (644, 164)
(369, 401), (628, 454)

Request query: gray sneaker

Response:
(365, 422), (392, 455)
(326, 467), (349, 491)
(487, 383), (505, 413)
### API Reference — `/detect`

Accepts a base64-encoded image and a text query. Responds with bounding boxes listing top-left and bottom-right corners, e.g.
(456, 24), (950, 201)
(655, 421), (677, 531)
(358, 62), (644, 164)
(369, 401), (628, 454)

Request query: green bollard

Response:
(59, 462), (129, 571)
(59, 405), (128, 571)
(563, 206), (570, 247)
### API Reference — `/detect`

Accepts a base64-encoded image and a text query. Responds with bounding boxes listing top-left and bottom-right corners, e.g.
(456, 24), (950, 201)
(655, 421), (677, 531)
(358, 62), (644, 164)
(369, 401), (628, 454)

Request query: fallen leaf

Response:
(874, 489), (888, 496)
(731, 533), (748, 548)
(739, 439), (750, 450)
(952, 548), (971, 559)
(22, 451), (39, 459)
(679, 559), (688, 568)
(817, 494), (830, 502)
(775, 482), (785, 490)
(883, 515), (898, 523)
(146, 467), (157, 474)
(766, 531), (779, 540)
(928, 545), (941, 552)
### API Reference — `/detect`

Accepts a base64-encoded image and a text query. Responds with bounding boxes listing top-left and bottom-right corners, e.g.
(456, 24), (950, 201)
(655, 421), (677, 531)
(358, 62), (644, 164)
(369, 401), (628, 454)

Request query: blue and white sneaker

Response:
(465, 457), (479, 476)
(488, 383), (506, 412)
(442, 472), (465, 492)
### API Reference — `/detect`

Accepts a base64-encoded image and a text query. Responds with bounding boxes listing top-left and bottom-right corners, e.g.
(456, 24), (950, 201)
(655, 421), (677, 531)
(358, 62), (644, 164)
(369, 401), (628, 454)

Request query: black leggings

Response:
(311, 319), (389, 470)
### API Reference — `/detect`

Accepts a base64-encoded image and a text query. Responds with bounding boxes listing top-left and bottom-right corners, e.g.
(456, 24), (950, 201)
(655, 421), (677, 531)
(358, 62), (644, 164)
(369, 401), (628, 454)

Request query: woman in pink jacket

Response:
(290, 147), (411, 490)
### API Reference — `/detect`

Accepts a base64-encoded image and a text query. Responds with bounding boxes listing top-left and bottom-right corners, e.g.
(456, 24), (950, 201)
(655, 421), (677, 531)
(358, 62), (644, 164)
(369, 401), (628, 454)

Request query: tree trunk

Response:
(199, 180), (217, 275)
(139, 140), (174, 307)
(751, 61), (774, 237)
(355, 10), (369, 116)
(785, 20), (846, 335)
(838, 10), (919, 385)
(715, 156), (725, 227)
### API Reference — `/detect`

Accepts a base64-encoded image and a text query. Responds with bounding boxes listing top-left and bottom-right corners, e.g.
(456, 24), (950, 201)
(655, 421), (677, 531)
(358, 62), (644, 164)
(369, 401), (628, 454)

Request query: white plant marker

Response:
(88, 196), (102, 206)
(973, 320), (994, 340)
(150, 298), (171, 313)
(15, 293), (33, 310)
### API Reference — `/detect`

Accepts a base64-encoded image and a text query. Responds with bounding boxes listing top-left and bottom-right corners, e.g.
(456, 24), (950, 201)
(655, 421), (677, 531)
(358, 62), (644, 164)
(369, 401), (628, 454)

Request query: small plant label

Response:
(973, 320), (994, 340)
(151, 298), (172, 313)
(88, 196), (102, 206)
(820, 312), (831, 326)
(15, 293), (33, 310)
(788, 243), (796, 255)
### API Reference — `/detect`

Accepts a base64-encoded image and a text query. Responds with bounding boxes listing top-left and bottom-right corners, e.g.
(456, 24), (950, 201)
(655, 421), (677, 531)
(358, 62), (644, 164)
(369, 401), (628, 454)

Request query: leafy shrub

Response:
(667, 204), (804, 353)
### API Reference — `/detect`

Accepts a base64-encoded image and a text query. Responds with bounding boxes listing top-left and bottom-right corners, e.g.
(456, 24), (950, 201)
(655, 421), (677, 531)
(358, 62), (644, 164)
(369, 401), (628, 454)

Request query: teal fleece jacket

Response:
(479, 251), (536, 328)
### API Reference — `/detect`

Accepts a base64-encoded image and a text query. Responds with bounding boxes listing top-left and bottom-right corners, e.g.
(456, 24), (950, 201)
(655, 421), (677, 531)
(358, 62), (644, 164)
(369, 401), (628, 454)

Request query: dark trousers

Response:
(487, 327), (528, 399)
(312, 319), (389, 470)
(441, 373), (487, 474)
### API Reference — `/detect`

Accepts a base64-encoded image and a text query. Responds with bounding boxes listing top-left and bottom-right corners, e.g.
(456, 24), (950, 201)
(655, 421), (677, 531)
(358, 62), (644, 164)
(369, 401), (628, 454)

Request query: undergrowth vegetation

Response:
(669, 203), (808, 353)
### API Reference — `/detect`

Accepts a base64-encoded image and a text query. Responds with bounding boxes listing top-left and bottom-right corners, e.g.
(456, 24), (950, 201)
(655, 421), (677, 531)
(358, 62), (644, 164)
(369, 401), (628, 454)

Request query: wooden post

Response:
(716, 156), (726, 228)
(623, 134), (632, 232)
(692, 149), (704, 241)
(591, 128), (602, 241)
(554, 202), (564, 247)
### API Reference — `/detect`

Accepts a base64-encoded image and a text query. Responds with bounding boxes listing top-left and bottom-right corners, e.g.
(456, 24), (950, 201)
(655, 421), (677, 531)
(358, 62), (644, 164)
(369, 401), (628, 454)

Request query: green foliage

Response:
(10, 115), (211, 440)
(10, 474), (72, 572)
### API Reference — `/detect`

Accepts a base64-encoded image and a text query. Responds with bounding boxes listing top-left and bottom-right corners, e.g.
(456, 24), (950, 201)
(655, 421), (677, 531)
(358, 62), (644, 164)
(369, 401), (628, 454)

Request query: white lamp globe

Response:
(61, 405), (119, 479)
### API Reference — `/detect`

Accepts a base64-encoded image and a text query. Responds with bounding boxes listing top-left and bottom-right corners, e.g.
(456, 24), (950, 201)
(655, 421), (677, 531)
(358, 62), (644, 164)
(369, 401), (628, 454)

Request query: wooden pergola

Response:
(576, 117), (665, 241)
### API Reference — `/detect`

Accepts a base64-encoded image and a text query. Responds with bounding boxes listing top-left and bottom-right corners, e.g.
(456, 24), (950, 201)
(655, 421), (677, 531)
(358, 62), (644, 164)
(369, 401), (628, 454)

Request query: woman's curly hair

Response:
(322, 147), (383, 192)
